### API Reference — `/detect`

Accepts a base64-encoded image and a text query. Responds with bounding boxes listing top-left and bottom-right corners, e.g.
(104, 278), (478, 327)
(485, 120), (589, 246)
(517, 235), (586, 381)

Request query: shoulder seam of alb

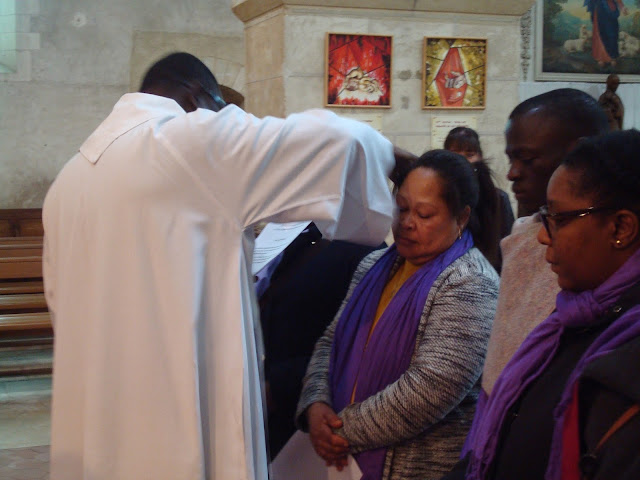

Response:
(154, 132), (242, 229)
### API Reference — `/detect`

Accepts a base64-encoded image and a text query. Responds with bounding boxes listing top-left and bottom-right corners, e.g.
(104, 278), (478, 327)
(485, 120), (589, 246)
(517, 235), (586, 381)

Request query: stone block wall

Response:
(0, 0), (244, 208)
(241, 4), (526, 193)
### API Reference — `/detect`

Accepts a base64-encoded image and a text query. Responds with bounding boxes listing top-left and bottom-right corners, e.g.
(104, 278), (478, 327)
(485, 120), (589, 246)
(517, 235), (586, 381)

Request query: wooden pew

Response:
(0, 209), (44, 237)
(0, 208), (52, 338)
(0, 280), (44, 295)
(0, 312), (51, 332)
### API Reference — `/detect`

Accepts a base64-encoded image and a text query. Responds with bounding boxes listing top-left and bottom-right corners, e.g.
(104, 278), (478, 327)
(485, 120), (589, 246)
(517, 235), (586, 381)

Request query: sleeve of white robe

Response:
(174, 106), (395, 245)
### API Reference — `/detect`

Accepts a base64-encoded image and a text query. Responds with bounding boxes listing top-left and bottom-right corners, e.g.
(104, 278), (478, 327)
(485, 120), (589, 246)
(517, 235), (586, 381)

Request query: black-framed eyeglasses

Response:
(178, 80), (227, 112)
(539, 205), (616, 237)
(202, 89), (227, 112)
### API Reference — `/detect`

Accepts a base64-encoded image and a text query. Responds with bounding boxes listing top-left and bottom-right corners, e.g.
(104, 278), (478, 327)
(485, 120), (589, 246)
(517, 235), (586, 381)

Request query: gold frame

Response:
(325, 33), (392, 109)
(422, 36), (487, 110)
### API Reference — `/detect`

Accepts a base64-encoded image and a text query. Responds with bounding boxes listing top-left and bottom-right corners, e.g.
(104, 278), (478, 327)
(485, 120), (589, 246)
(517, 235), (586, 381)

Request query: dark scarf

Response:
(329, 231), (473, 479)
(466, 246), (640, 479)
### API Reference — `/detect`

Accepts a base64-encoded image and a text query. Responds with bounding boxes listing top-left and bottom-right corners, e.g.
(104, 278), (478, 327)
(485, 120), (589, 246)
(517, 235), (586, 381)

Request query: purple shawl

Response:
(329, 231), (473, 479)
(466, 246), (640, 480)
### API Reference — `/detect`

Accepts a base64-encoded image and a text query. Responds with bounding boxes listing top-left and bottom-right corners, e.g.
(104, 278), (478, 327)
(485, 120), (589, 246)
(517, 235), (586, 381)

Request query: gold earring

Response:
(616, 239), (622, 246)
(458, 227), (462, 240)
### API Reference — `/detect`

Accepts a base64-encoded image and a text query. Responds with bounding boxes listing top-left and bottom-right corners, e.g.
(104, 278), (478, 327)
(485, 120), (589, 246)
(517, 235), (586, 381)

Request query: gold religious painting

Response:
(325, 33), (392, 108)
(422, 37), (487, 109)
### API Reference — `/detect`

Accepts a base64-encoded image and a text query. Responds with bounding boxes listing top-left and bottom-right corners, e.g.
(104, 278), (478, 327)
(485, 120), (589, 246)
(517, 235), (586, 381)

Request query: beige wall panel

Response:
(245, 76), (285, 118)
(245, 11), (284, 84)
(283, 76), (323, 113)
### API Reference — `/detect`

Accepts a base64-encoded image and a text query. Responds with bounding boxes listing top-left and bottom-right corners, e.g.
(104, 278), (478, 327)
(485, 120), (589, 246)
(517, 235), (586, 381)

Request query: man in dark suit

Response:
(258, 223), (385, 458)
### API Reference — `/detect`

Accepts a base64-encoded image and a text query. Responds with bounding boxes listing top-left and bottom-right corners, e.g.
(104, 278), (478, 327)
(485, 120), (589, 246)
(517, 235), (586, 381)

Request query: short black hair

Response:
(562, 129), (640, 211)
(139, 52), (222, 99)
(444, 127), (483, 158)
(509, 88), (609, 140)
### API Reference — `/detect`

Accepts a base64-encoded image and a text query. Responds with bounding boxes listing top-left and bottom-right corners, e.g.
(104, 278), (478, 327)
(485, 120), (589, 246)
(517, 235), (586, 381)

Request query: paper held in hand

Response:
(270, 431), (362, 480)
(252, 221), (311, 275)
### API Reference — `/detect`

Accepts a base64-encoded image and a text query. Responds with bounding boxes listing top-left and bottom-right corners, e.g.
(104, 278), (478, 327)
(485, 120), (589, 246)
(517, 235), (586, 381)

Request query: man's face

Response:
(505, 110), (574, 217)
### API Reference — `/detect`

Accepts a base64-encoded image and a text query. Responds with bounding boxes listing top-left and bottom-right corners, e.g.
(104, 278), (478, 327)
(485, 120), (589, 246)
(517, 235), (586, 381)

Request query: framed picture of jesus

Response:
(535, 0), (640, 82)
(422, 37), (487, 110)
(325, 33), (392, 108)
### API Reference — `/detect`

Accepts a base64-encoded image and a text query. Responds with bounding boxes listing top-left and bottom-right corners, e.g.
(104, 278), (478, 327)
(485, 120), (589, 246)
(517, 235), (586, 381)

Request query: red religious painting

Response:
(423, 37), (487, 109)
(325, 33), (392, 108)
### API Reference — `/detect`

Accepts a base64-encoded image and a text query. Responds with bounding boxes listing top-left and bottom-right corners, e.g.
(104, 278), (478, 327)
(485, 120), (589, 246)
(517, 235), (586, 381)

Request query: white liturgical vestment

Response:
(43, 93), (394, 480)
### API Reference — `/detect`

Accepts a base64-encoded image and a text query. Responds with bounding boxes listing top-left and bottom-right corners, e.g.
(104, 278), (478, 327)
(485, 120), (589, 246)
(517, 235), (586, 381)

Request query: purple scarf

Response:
(466, 246), (640, 480)
(329, 231), (473, 479)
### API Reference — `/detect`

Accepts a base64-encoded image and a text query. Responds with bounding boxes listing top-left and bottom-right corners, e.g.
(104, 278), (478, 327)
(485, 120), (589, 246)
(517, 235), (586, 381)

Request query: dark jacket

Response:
(577, 335), (640, 480)
(443, 326), (640, 480)
(258, 223), (382, 458)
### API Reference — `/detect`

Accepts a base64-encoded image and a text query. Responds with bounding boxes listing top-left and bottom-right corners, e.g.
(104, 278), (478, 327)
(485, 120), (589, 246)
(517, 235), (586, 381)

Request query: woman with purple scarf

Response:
(447, 129), (640, 480)
(295, 150), (500, 479)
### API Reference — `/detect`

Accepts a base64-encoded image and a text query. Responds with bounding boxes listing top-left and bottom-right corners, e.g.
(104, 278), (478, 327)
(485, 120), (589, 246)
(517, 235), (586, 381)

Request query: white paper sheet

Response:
(252, 221), (311, 275)
(270, 431), (362, 480)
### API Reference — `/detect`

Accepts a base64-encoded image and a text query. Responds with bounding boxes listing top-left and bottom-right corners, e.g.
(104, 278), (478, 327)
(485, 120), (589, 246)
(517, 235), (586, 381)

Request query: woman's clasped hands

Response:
(306, 402), (350, 471)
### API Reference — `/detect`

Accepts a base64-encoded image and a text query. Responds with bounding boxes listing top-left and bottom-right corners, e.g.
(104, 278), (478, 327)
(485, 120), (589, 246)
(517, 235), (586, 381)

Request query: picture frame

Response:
(325, 33), (392, 108)
(534, 0), (640, 82)
(422, 37), (487, 110)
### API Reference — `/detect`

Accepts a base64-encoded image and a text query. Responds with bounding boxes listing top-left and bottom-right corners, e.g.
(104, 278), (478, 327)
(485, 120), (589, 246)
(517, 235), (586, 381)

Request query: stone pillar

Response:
(232, 0), (535, 191)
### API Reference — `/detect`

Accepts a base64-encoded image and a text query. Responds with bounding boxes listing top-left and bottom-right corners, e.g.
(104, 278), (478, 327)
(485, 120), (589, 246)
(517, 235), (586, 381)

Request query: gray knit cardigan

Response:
(295, 247), (499, 480)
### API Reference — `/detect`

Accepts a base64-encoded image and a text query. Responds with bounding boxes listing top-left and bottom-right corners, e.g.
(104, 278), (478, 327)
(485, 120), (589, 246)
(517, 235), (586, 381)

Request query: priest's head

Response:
(140, 52), (227, 113)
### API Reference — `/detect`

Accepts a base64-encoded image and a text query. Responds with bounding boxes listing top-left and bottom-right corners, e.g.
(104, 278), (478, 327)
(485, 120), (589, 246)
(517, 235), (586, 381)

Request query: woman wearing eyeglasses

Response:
(452, 129), (640, 480)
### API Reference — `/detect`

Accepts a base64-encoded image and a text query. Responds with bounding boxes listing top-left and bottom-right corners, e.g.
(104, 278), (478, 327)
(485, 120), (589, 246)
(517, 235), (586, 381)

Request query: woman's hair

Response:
(562, 129), (640, 212)
(443, 126), (483, 158)
(396, 150), (499, 266)
(443, 127), (503, 270)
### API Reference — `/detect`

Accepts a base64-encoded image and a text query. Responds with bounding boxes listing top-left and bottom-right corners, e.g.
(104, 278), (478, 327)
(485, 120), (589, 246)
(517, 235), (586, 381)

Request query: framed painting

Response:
(422, 37), (487, 109)
(535, 0), (640, 82)
(325, 33), (392, 108)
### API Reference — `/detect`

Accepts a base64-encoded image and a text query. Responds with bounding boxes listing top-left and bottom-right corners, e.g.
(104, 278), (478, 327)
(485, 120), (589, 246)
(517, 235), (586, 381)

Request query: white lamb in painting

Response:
(564, 25), (591, 53)
(564, 37), (587, 53)
(619, 31), (640, 57)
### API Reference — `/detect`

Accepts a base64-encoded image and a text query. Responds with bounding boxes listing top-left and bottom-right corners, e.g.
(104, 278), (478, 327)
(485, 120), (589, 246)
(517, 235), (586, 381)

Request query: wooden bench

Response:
(0, 312), (51, 332)
(0, 209), (44, 237)
(0, 280), (44, 295)
(0, 293), (48, 312)
(0, 209), (52, 336)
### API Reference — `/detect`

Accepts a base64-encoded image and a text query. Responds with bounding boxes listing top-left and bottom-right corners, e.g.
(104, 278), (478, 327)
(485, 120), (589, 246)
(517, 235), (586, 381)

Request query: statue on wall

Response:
(598, 73), (624, 130)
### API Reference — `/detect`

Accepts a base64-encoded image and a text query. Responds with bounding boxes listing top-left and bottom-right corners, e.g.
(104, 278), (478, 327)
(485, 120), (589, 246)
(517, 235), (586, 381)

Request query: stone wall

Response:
(240, 3), (530, 193)
(0, 0), (244, 208)
(1, 0), (540, 207)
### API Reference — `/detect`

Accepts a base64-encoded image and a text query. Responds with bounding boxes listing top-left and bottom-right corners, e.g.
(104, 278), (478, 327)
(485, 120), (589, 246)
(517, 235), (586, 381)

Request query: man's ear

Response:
(177, 82), (200, 113)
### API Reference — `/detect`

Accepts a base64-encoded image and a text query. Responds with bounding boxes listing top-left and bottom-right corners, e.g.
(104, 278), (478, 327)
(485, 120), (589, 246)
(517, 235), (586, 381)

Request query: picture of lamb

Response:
(563, 24), (592, 53)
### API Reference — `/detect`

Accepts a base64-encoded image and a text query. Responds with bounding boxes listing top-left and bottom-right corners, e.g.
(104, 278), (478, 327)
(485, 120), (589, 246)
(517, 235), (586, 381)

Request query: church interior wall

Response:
(270, 6), (522, 195)
(0, 0), (244, 208)
(4, 0), (636, 210)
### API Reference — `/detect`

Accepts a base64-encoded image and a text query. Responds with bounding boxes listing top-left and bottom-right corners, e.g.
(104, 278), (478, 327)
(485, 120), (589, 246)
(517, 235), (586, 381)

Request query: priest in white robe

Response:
(42, 52), (398, 480)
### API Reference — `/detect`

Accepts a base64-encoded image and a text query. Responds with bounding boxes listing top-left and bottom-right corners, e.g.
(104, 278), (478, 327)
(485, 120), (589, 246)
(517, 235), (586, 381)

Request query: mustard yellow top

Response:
(351, 259), (421, 403)
(371, 259), (421, 333)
